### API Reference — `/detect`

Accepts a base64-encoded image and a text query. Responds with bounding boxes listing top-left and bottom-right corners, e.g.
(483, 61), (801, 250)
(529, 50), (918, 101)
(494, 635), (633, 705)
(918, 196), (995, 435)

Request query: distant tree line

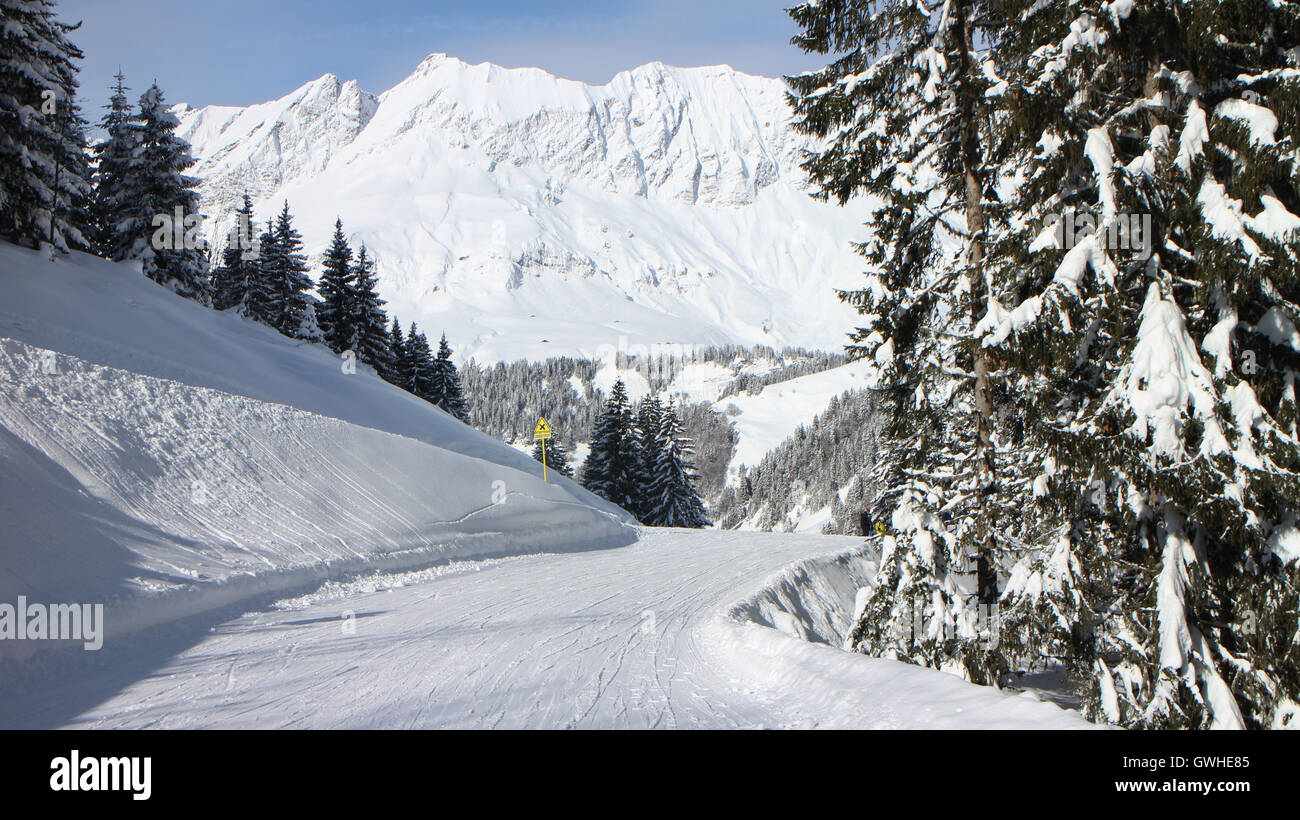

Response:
(712, 390), (879, 533)
(714, 351), (848, 399)
(463, 357), (601, 442)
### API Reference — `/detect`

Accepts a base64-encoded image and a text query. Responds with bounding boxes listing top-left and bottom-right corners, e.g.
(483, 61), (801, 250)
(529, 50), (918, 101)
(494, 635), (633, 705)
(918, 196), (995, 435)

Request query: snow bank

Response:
(726, 545), (877, 646)
(715, 544), (1091, 728)
(701, 617), (1092, 728)
(0, 245), (635, 662)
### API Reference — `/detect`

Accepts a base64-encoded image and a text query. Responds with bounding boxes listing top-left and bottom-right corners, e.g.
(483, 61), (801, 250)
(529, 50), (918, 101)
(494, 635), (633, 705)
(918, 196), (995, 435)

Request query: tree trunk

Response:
(954, 0), (999, 599)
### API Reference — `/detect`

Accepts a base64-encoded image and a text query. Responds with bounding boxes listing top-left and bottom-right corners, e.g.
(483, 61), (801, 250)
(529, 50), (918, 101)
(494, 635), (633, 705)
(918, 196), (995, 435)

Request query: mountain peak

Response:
(625, 60), (740, 77)
(176, 52), (865, 362)
(413, 52), (457, 72)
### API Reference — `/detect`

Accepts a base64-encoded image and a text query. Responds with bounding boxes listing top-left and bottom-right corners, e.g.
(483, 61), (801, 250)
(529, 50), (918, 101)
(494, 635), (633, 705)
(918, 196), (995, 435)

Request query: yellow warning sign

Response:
(533, 418), (553, 441)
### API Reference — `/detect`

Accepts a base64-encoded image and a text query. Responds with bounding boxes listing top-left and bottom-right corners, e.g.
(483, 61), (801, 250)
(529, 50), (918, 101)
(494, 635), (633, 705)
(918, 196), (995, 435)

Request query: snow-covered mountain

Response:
(175, 54), (868, 362)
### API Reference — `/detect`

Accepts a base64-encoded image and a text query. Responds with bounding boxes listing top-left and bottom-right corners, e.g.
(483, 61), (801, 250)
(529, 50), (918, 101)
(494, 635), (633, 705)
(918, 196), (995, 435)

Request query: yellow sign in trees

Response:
(534, 418), (553, 482)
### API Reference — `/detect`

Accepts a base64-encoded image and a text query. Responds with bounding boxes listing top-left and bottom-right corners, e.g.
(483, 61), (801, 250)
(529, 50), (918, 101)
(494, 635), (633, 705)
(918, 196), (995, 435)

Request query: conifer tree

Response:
(0, 0), (91, 252)
(351, 245), (393, 378)
(406, 325), (435, 399)
(632, 396), (665, 521)
(210, 194), (259, 311)
(646, 404), (710, 528)
(123, 83), (208, 301)
(387, 317), (412, 390)
(428, 333), (470, 422)
(315, 218), (355, 352)
(264, 200), (316, 338)
(241, 219), (280, 327)
(581, 380), (640, 513)
(788, 0), (1014, 684)
(531, 437), (574, 478)
(89, 71), (135, 258)
(987, 0), (1300, 729)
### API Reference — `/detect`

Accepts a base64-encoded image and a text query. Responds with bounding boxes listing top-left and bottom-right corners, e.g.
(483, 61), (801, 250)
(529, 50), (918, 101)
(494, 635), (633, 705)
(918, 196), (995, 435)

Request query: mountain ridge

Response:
(176, 52), (869, 362)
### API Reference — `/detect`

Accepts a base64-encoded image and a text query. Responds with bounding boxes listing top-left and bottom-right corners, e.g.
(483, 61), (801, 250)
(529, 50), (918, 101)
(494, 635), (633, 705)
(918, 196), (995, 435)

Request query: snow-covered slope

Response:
(176, 55), (868, 362)
(0, 247), (1089, 728)
(716, 358), (876, 485)
(0, 244), (634, 659)
(2, 532), (1088, 729)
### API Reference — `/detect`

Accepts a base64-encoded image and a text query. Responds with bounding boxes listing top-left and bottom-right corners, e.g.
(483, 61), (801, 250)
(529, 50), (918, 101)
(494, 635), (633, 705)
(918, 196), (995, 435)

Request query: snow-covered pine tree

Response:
(988, 0), (1300, 729)
(264, 200), (316, 339)
(531, 437), (574, 479)
(0, 0), (92, 252)
(350, 244), (394, 379)
(646, 403), (710, 528)
(788, 0), (1015, 684)
(581, 379), (640, 513)
(89, 71), (135, 258)
(210, 194), (258, 311)
(241, 218), (280, 327)
(429, 334), (470, 422)
(315, 218), (356, 353)
(631, 396), (665, 522)
(406, 325), (435, 400)
(128, 83), (208, 301)
(387, 317), (413, 391)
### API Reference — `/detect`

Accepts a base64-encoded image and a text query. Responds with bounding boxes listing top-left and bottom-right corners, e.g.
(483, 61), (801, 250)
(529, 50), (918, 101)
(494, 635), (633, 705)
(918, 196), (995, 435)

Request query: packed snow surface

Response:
(0, 247), (1086, 729)
(0, 244), (632, 655)
(3, 532), (1087, 729)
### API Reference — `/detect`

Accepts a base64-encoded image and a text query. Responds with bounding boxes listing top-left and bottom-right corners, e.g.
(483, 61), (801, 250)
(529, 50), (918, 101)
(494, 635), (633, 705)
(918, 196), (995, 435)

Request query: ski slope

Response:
(3, 531), (1087, 729)
(0, 246), (1086, 729)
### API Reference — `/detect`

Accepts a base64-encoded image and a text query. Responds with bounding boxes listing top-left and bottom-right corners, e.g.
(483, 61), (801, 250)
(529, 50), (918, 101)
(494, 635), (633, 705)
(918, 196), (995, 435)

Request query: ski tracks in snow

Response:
(2, 530), (1090, 730)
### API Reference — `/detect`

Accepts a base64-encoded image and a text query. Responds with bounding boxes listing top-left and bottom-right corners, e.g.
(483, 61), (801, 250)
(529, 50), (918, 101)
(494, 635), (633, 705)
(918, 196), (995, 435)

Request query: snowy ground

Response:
(0, 245), (632, 653)
(0, 246), (1088, 729)
(2, 531), (1087, 729)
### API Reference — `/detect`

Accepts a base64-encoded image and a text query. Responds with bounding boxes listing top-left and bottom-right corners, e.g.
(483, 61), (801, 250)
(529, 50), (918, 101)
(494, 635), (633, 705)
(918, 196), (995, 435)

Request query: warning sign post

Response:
(533, 418), (553, 481)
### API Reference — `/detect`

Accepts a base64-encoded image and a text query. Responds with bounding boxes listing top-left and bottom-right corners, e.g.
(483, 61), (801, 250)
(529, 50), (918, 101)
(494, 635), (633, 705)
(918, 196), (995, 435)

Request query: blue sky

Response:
(60, 0), (824, 110)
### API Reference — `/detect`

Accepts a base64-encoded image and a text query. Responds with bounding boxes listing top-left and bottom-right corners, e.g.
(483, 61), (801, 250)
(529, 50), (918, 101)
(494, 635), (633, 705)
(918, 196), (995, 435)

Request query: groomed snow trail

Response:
(0, 247), (1088, 729)
(7, 530), (1088, 730)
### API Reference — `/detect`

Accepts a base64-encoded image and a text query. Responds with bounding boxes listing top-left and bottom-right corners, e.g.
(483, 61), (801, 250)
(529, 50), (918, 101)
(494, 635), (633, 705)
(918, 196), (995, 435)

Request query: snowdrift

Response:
(0, 244), (635, 661)
(726, 546), (877, 647)
(713, 545), (1090, 729)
